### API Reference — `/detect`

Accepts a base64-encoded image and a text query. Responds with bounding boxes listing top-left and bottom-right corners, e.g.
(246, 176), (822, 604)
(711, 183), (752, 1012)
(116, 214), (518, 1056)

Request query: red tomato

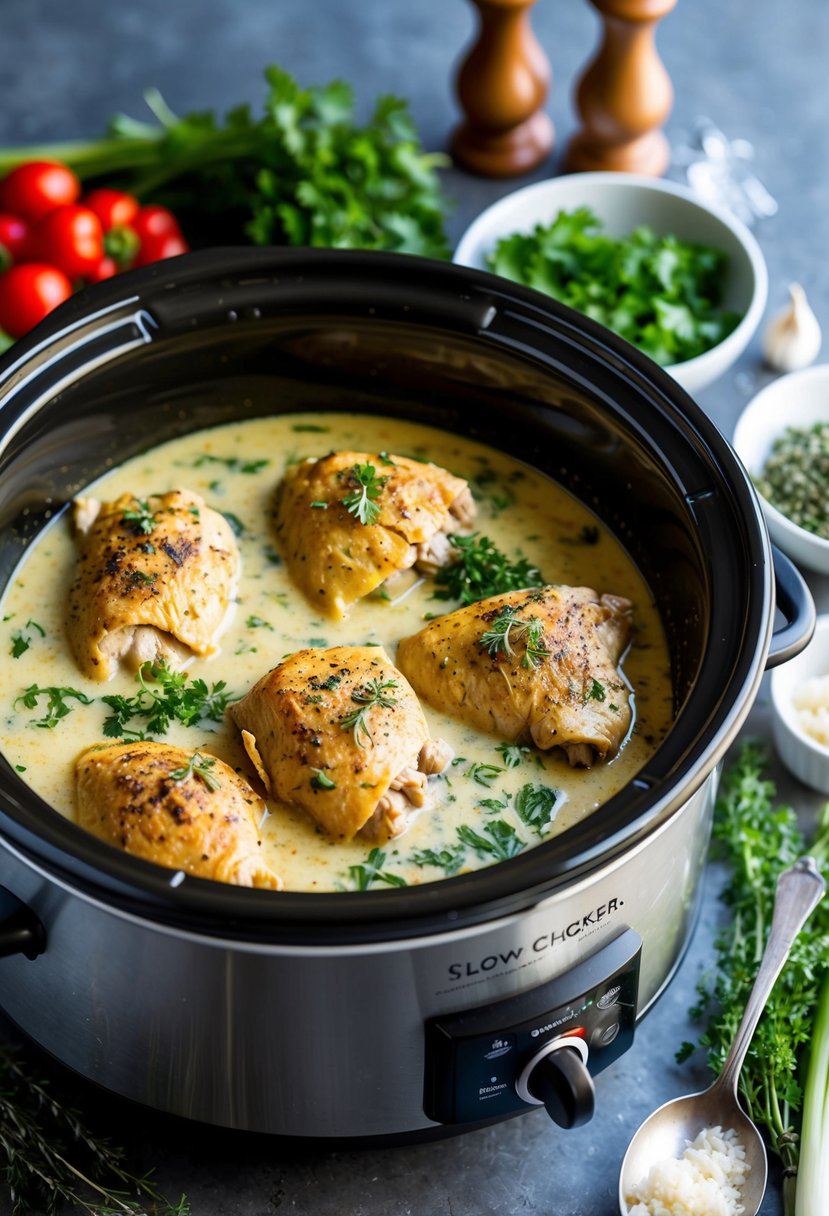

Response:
(86, 255), (119, 283)
(130, 204), (182, 244)
(0, 263), (73, 338)
(0, 213), (29, 264)
(31, 204), (104, 280)
(83, 187), (140, 232)
(0, 161), (80, 221)
(132, 229), (189, 268)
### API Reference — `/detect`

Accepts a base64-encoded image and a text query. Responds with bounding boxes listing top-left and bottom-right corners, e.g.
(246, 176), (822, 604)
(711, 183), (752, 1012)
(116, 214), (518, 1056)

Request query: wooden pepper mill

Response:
(564, 0), (678, 177)
(452, 0), (554, 177)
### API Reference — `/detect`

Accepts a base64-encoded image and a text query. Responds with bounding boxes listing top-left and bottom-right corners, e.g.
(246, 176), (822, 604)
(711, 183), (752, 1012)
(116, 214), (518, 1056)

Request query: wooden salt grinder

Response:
(452, 0), (554, 177)
(564, 0), (678, 177)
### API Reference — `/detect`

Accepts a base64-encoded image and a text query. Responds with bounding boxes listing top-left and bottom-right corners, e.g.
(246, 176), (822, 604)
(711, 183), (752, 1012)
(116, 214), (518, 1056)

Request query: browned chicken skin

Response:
(272, 451), (475, 619)
(75, 740), (281, 888)
(396, 586), (634, 766)
(230, 645), (452, 841)
(67, 489), (240, 681)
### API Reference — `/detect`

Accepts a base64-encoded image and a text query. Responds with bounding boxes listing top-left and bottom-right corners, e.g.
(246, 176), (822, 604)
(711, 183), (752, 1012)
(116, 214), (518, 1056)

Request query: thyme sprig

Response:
(339, 677), (399, 747)
(479, 608), (549, 668)
(0, 1044), (188, 1216)
(168, 751), (221, 792)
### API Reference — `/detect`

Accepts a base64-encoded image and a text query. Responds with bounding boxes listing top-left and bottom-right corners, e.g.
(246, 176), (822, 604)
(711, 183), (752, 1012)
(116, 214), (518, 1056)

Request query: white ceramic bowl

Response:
(771, 614), (829, 793)
(453, 172), (768, 396)
(732, 364), (829, 575)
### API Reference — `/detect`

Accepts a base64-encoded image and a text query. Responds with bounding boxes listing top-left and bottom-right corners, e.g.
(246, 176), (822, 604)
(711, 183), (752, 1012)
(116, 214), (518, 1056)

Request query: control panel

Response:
(423, 927), (641, 1126)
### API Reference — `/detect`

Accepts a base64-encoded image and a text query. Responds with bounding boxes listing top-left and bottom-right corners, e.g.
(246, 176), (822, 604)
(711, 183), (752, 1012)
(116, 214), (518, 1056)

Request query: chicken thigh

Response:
(75, 740), (281, 888)
(67, 488), (239, 681)
(272, 450), (475, 619)
(230, 645), (452, 841)
(396, 586), (634, 766)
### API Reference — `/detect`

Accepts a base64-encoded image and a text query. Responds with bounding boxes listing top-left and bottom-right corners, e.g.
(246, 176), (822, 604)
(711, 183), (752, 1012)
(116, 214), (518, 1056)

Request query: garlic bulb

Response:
(762, 283), (822, 372)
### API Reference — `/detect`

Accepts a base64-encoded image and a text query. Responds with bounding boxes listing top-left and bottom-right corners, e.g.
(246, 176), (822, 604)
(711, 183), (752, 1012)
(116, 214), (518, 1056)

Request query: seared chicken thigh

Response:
(273, 451), (475, 619)
(231, 645), (452, 841)
(67, 489), (239, 681)
(396, 586), (634, 766)
(75, 740), (281, 888)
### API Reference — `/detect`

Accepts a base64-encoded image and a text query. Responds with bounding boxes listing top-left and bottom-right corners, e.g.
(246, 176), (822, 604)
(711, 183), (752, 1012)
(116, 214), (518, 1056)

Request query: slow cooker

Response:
(0, 248), (813, 1139)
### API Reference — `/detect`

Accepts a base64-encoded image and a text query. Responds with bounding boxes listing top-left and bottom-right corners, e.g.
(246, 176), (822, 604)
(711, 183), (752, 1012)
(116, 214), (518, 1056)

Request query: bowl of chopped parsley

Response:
(733, 363), (829, 574)
(453, 171), (767, 396)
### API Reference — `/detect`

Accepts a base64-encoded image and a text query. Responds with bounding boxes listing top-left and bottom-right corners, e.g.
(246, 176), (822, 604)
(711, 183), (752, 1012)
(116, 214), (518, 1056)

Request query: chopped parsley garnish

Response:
(9, 619), (45, 658)
(310, 767), (336, 791)
(464, 762), (504, 788)
(348, 847), (407, 890)
(486, 206), (741, 366)
(496, 742), (531, 768)
(246, 615), (274, 630)
(101, 662), (237, 739)
(121, 499), (156, 535)
(457, 820), (525, 862)
(222, 511), (245, 537)
(479, 608), (549, 668)
(339, 462), (389, 526)
(15, 684), (93, 729)
(411, 846), (466, 876)
(514, 782), (560, 837)
(587, 678), (606, 703)
(168, 751), (221, 792)
(432, 533), (545, 605)
(339, 677), (399, 747)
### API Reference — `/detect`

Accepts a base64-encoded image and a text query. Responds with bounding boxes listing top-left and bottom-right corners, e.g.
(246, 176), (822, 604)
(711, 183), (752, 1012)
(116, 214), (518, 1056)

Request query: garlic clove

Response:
(762, 282), (822, 372)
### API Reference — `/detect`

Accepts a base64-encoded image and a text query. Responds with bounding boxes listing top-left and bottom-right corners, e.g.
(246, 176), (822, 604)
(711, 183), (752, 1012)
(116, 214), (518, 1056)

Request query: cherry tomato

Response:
(129, 204), (182, 244)
(0, 213), (29, 265)
(132, 229), (189, 268)
(31, 204), (104, 280)
(0, 263), (73, 338)
(86, 255), (119, 283)
(0, 161), (81, 221)
(83, 187), (140, 232)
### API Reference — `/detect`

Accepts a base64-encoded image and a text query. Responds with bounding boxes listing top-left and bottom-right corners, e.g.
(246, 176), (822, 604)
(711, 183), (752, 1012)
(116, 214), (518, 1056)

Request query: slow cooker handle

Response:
(0, 885), (45, 960)
(767, 546), (816, 669)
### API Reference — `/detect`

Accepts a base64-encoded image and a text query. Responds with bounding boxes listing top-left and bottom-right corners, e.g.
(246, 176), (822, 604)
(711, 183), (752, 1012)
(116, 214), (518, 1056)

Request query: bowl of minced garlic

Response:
(772, 614), (829, 793)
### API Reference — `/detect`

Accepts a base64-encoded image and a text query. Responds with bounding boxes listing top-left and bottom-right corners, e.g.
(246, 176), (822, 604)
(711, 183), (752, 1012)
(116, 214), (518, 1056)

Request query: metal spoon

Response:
(619, 856), (825, 1216)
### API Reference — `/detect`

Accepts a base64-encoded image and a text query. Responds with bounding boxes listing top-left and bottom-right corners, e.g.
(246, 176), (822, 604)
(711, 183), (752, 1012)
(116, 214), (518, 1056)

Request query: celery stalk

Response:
(795, 971), (829, 1214)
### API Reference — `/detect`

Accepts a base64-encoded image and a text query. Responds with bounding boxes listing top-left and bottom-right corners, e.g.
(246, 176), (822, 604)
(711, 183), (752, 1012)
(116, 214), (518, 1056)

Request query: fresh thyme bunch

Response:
(0, 1044), (188, 1215)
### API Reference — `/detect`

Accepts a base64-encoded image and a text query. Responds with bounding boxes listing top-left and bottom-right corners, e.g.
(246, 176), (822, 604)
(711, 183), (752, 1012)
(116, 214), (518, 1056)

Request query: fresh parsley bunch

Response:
(0, 67), (452, 259)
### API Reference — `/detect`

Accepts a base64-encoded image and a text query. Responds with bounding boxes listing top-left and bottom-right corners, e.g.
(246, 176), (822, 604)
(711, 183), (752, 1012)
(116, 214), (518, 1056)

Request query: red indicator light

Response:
(569, 1026), (587, 1038)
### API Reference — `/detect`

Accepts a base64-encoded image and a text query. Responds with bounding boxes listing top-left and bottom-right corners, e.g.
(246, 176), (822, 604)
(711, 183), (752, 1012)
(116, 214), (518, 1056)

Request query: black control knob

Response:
(525, 1043), (596, 1128)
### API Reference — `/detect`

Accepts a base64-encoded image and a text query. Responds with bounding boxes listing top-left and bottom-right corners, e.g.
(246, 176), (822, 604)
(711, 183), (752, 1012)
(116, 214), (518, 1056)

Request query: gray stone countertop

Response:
(2, 1), (829, 1212)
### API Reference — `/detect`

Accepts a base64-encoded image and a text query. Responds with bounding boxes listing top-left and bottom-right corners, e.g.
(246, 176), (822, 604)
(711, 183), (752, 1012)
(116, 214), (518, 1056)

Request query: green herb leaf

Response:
(457, 819), (525, 862)
(464, 761), (505, 788)
(339, 677), (399, 747)
(339, 462), (389, 526)
(168, 751), (221, 792)
(479, 608), (549, 669)
(411, 846), (466, 876)
(486, 207), (741, 366)
(496, 742), (531, 768)
(15, 684), (93, 729)
(310, 767), (337, 791)
(514, 782), (560, 837)
(432, 533), (545, 606)
(121, 498), (157, 535)
(348, 846), (408, 890)
(101, 662), (238, 739)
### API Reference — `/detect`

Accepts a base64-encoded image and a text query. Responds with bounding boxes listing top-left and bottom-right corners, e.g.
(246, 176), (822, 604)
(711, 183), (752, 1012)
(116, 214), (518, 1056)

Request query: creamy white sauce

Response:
(0, 412), (673, 891)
